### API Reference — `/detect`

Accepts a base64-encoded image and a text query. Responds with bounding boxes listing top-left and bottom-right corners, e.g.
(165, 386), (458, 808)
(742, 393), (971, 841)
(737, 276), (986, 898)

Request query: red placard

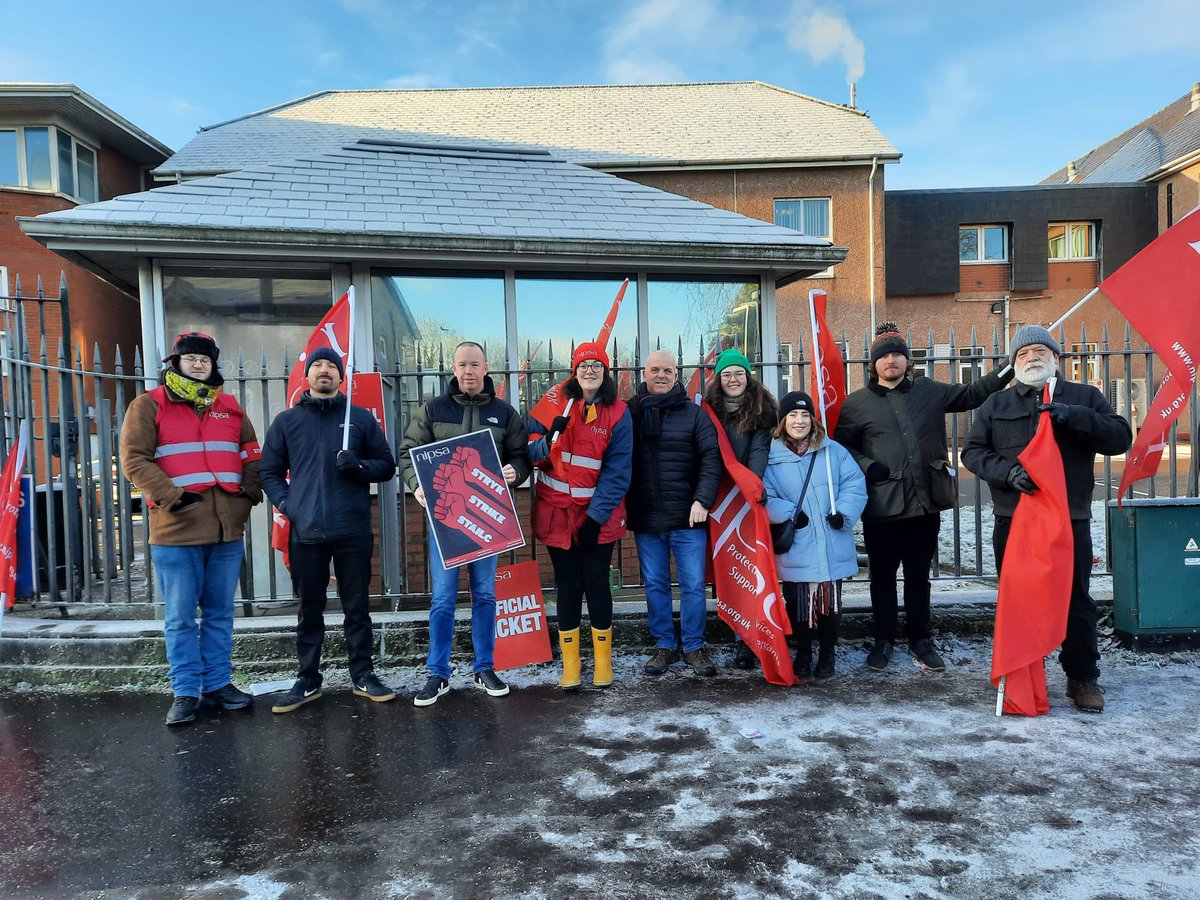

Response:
(489, 561), (553, 671)
(411, 430), (526, 569)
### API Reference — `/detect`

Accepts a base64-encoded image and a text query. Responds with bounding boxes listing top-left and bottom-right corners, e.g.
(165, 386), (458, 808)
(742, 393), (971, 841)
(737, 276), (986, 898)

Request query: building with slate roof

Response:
(1, 83), (170, 364)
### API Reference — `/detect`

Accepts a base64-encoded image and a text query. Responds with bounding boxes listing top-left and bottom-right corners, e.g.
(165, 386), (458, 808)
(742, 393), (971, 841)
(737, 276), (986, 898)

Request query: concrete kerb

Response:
(0, 580), (1114, 690)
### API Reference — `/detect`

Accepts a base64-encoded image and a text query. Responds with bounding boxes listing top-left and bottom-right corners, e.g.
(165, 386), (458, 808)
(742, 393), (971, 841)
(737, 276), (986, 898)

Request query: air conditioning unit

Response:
(1109, 378), (1148, 426)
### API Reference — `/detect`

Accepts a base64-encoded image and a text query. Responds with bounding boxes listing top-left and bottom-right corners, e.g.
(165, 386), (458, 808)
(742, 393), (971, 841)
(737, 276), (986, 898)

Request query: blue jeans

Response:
(634, 528), (708, 653)
(152, 540), (245, 697)
(427, 535), (498, 680)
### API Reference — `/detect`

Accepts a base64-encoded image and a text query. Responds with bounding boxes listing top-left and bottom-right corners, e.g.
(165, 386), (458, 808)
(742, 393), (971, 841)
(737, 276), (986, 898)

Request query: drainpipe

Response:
(868, 156), (878, 334)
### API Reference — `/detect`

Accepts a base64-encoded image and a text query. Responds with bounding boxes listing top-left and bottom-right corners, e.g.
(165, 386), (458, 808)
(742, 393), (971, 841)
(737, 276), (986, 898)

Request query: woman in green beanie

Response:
(702, 346), (780, 669)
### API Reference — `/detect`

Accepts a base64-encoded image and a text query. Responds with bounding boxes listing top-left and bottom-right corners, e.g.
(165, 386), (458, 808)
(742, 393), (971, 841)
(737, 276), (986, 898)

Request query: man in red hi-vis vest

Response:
(964, 326), (1131, 713)
(120, 333), (264, 727)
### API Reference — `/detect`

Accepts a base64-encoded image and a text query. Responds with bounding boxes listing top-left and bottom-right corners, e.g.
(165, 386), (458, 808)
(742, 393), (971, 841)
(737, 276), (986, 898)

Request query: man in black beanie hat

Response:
(835, 323), (1012, 673)
(120, 332), (263, 726)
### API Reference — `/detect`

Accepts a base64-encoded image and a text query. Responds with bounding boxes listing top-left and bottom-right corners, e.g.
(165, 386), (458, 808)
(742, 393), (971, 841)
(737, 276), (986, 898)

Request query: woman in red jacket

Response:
(527, 343), (633, 689)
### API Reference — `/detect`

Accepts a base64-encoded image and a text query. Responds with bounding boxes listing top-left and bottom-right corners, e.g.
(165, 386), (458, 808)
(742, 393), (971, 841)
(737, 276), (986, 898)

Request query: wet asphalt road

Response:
(1, 645), (1199, 899)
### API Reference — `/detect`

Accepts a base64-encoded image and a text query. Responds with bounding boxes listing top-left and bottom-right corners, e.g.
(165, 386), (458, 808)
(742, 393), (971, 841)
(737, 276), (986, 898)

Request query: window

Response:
(778, 342), (794, 394)
(1048, 222), (1095, 260)
(959, 225), (1007, 263)
(1068, 342), (1100, 386)
(773, 198), (830, 238)
(774, 198), (832, 277)
(957, 346), (985, 383)
(0, 125), (98, 202)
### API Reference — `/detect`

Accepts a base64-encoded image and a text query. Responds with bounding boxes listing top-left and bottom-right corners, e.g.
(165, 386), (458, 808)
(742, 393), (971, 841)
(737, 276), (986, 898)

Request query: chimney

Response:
(1067, 161), (1078, 182)
(849, 82), (857, 109)
(1191, 82), (1200, 113)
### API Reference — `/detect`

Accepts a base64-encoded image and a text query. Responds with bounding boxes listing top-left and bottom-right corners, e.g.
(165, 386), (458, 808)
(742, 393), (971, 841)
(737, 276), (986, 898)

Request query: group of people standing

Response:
(122, 315), (1130, 727)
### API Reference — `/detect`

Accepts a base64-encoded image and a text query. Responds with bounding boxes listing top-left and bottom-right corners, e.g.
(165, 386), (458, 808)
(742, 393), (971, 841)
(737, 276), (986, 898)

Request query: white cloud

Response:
(383, 73), (444, 90)
(785, 1), (865, 84)
(603, 0), (756, 83)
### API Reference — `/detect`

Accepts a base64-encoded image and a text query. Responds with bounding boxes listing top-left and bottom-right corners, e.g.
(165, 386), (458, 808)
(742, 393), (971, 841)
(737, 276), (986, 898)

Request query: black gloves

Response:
(1006, 463), (1037, 495)
(548, 416), (571, 443)
(1037, 402), (1074, 427)
(866, 462), (891, 485)
(172, 491), (202, 511)
(792, 510), (810, 529)
(577, 516), (602, 548)
(336, 449), (361, 472)
(826, 512), (845, 530)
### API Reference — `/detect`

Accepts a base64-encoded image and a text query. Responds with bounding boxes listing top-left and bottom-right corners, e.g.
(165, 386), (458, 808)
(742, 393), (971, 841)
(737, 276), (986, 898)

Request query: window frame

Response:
(773, 197), (833, 278)
(958, 224), (1008, 264)
(0, 124), (99, 203)
(1047, 221), (1097, 262)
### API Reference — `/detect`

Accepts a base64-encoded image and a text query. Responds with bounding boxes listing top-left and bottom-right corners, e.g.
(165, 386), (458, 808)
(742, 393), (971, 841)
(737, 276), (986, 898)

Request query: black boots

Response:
(793, 614), (839, 680)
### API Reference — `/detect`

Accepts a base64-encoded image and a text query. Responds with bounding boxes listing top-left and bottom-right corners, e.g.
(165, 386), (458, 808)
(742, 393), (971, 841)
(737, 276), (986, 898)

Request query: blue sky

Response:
(3, 0), (1197, 189)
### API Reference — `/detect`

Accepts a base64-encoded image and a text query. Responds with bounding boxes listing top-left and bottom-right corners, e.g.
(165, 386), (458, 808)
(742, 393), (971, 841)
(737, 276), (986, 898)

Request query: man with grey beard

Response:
(963, 325), (1131, 713)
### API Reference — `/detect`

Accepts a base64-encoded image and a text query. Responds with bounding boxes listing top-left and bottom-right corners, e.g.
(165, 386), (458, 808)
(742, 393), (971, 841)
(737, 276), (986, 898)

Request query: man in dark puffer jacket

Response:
(261, 347), (397, 713)
(627, 350), (722, 677)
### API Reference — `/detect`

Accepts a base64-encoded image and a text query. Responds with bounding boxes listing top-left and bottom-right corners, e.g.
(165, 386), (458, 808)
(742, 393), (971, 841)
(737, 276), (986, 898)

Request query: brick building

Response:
(1, 84), (171, 365)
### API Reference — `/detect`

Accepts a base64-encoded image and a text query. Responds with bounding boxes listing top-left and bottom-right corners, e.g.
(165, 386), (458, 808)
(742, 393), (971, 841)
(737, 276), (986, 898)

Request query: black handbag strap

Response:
(791, 450), (818, 518)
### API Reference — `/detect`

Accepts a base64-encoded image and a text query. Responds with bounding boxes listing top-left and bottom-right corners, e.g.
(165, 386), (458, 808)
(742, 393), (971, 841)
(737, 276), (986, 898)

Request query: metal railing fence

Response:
(2, 298), (1196, 608)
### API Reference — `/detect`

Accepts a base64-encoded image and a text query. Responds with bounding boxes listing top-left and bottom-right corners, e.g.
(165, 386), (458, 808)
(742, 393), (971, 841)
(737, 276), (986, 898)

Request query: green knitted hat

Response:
(714, 348), (752, 377)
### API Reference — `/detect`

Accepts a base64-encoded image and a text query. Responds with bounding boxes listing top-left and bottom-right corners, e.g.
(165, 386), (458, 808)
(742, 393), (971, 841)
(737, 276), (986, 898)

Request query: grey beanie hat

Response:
(1009, 325), (1061, 363)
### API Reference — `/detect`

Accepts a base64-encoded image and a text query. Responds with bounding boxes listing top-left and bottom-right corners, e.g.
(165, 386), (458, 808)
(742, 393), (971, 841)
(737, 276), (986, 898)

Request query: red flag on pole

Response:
(271, 289), (354, 566)
(808, 289), (846, 435)
(0, 422), (29, 615)
(703, 403), (798, 686)
(1099, 207), (1200, 500)
(686, 344), (719, 405)
(990, 383), (1073, 716)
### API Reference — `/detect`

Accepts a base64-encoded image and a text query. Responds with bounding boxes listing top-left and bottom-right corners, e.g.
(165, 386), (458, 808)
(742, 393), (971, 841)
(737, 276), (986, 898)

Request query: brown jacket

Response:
(120, 386), (263, 546)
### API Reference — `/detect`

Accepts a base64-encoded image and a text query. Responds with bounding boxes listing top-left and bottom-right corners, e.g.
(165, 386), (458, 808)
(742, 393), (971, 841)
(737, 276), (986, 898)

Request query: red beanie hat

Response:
(572, 342), (610, 372)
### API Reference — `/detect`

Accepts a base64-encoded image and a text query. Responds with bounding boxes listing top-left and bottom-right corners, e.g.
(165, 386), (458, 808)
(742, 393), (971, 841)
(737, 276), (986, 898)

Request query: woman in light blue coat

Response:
(764, 392), (867, 679)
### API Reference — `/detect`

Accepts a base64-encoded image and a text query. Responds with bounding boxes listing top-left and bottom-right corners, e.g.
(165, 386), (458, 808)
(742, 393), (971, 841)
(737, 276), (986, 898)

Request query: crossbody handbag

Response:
(769, 450), (818, 555)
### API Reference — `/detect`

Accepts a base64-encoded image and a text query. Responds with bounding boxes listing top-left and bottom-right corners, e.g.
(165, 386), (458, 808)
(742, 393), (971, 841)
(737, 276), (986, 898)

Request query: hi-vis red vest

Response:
(533, 399), (626, 544)
(149, 387), (261, 502)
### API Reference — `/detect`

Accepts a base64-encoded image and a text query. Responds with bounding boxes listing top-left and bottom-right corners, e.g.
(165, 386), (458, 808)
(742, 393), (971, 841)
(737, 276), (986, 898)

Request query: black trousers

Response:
(993, 516), (1100, 681)
(781, 581), (839, 649)
(290, 533), (376, 685)
(862, 513), (940, 644)
(547, 541), (616, 631)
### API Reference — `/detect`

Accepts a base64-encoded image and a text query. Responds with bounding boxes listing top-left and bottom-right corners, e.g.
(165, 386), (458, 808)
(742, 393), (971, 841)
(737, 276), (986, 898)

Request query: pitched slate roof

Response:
(157, 82), (900, 178)
(1041, 86), (1200, 185)
(22, 140), (844, 286)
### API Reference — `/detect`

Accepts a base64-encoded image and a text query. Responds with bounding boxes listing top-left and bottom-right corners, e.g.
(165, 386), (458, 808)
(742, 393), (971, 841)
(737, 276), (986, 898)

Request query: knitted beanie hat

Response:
(870, 322), (910, 364)
(164, 331), (219, 364)
(305, 346), (345, 378)
(572, 341), (610, 372)
(778, 391), (815, 422)
(714, 348), (752, 377)
(1009, 324), (1061, 363)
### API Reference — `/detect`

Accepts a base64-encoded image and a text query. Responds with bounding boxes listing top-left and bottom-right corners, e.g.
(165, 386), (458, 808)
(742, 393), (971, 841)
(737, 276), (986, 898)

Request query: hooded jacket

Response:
(260, 391), (396, 542)
(834, 367), (1010, 521)
(764, 438), (867, 583)
(397, 375), (530, 491)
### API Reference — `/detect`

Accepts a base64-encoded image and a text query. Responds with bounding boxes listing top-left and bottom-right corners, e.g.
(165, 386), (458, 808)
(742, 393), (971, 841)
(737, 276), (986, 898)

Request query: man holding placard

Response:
(399, 341), (530, 706)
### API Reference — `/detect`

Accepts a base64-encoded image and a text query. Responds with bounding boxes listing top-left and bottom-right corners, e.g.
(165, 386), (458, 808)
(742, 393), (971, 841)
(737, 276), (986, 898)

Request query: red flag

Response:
(272, 289), (354, 566)
(809, 290), (846, 434)
(990, 383), (1073, 716)
(0, 423), (29, 613)
(1101, 207), (1200, 499)
(686, 344), (718, 404)
(528, 279), (630, 470)
(703, 403), (798, 686)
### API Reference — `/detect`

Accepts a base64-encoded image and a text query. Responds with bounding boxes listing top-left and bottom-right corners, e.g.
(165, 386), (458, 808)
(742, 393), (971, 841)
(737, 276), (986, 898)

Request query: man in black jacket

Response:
(397, 341), (530, 707)
(835, 323), (1012, 672)
(628, 350), (722, 677)
(260, 347), (398, 713)
(963, 325), (1131, 712)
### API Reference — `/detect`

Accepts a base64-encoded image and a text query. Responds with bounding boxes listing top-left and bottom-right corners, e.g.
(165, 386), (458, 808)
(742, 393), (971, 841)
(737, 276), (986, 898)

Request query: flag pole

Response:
(995, 675), (1005, 716)
(807, 290), (837, 513)
(341, 285), (356, 451)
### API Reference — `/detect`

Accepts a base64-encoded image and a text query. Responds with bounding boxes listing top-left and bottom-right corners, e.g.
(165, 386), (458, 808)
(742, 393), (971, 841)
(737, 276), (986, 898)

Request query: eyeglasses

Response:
(576, 362), (605, 373)
(180, 354), (212, 367)
(720, 370), (747, 380)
